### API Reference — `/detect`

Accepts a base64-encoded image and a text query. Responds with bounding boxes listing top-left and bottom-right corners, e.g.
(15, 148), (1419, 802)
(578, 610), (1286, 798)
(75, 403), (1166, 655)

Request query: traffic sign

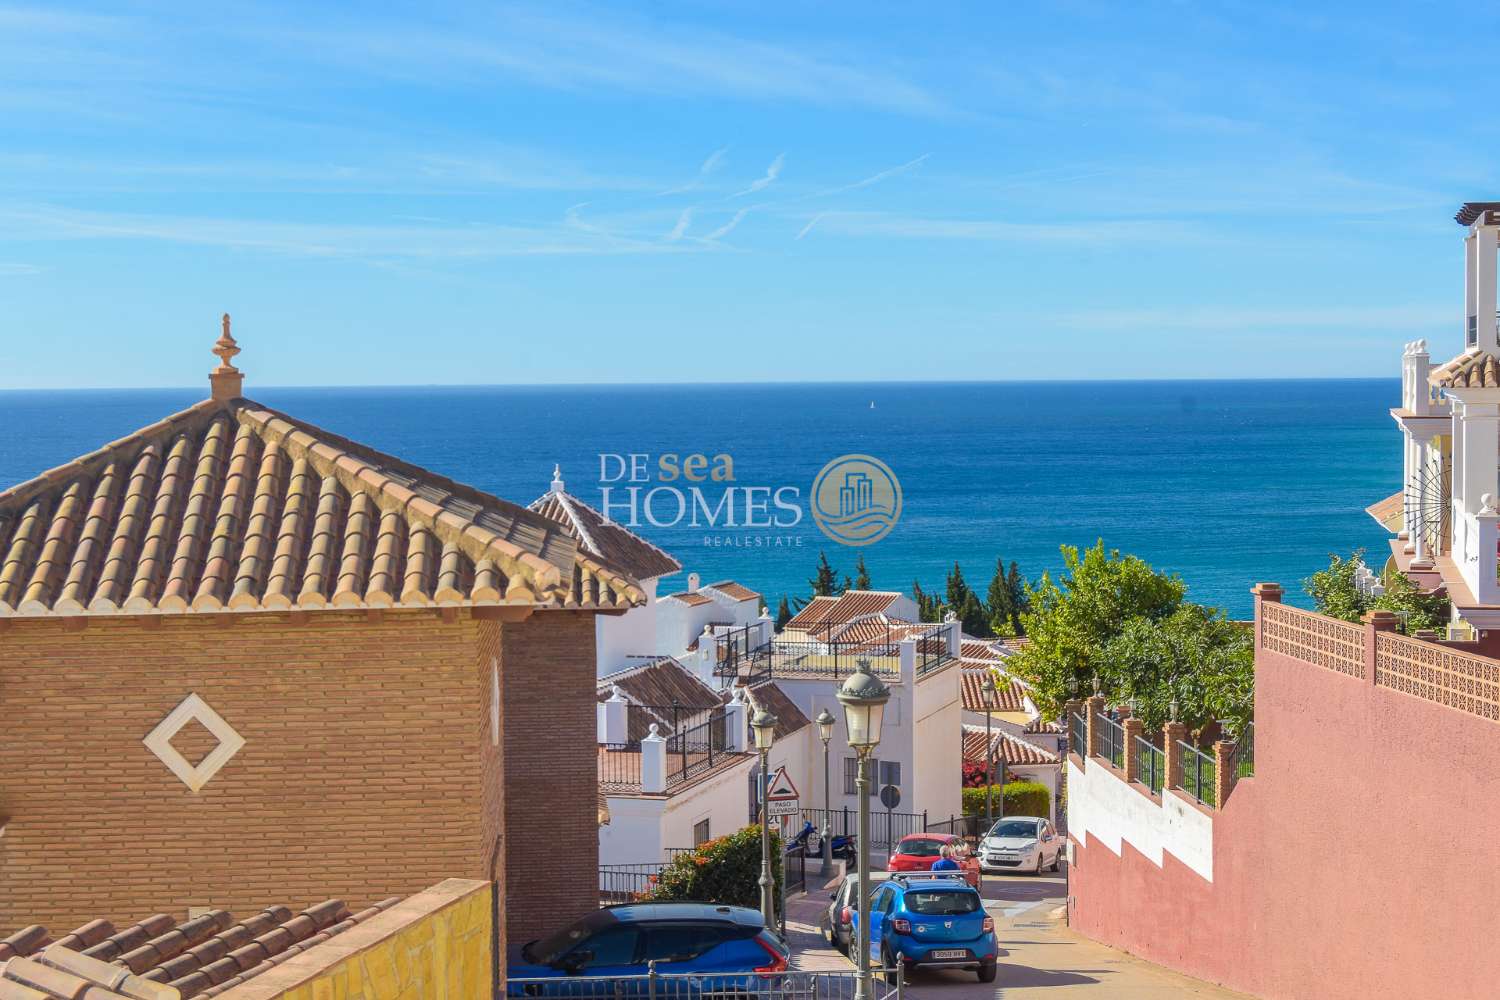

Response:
(767, 799), (801, 819)
(879, 784), (902, 811)
(766, 766), (800, 801)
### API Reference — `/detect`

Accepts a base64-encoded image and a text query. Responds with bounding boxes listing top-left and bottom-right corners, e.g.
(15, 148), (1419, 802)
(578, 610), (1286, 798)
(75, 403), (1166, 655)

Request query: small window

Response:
(693, 819), (711, 846)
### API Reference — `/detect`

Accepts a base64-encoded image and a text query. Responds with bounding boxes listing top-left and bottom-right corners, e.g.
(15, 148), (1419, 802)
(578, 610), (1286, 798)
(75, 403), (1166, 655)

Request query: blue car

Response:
(852, 874), (999, 983)
(506, 902), (790, 995)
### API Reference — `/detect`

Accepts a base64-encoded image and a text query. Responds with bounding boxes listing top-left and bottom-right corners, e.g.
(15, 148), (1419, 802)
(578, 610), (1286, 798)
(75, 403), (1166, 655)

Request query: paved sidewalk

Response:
(783, 868), (1253, 998)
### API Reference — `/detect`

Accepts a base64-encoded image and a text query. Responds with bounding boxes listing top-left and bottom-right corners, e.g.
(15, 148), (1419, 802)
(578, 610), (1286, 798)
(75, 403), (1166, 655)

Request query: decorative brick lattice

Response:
(1261, 602), (1365, 678)
(1375, 632), (1500, 722)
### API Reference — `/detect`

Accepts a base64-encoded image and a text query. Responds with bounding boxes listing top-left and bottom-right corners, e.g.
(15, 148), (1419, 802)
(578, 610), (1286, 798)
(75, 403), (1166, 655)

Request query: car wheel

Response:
(882, 946), (900, 985)
(978, 960), (997, 983)
(1050, 851), (1061, 872)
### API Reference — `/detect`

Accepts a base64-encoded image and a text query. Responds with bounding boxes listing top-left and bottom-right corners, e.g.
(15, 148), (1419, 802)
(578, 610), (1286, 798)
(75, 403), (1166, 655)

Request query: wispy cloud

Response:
(734, 154), (784, 197)
(0, 262), (41, 276)
(705, 208), (750, 241)
(666, 208), (693, 241)
(803, 211), (1199, 244)
(812, 153), (929, 199)
(700, 148), (728, 175)
(794, 214), (824, 240)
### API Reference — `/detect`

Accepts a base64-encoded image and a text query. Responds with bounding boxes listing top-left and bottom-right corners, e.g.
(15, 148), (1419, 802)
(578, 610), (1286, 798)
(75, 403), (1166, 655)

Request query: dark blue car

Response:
(852, 874), (999, 983)
(507, 902), (790, 995)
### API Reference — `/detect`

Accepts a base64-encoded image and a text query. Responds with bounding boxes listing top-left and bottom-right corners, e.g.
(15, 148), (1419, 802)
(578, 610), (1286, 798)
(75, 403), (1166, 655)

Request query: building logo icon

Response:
(810, 454), (902, 546)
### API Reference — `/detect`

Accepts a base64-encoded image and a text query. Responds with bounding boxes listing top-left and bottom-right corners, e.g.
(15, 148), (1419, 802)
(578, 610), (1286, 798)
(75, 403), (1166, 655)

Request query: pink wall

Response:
(1070, 605), (1500, 1000)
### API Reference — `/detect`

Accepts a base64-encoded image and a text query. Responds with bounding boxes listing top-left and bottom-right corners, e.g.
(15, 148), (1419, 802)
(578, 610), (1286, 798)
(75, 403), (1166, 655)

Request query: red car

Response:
(887, 833), (981, 888)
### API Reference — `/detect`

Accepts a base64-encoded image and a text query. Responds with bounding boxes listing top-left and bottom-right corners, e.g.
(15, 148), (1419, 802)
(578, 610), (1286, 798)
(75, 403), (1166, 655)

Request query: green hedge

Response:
(648, 825), (782, 909)
(961, 781), (1049, 819)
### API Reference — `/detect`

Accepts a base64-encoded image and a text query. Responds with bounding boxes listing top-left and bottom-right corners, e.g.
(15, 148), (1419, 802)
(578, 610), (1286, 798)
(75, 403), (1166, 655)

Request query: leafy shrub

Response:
(961, 781), (1049, 819)
(648, 825), (782, 909)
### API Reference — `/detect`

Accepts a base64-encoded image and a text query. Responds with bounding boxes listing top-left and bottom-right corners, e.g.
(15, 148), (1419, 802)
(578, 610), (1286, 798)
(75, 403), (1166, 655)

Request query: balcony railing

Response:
(598, 745), (643, 793)
(717, 622), (954, 683)
(1135, 735), (1165, 793)
(1179, 741), (1217, 807)
(665, 712), (730, 788)
(1096, 712), (1126, 770)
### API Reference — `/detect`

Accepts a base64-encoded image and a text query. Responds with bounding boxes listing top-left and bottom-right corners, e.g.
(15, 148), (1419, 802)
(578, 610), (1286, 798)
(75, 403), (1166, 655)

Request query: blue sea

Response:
(0, 381), (1399, 617)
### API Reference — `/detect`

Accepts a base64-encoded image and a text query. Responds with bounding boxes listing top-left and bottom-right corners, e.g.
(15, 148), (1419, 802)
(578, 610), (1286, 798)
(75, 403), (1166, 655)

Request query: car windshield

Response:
(904, 890), (981, 915)
(898, 838), (946, 857)
(989, 820), (1039, 838)
(523, 911), (618, 965)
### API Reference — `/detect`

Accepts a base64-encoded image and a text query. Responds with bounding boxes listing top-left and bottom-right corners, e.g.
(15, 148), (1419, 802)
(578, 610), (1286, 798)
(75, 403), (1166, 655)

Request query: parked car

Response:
(851, 874), (1000, 983)
(820, 870), (892, 953)
(887, 832), (981, 887)
(977, 816), (1062, 875)
(506, 902), (789, 994)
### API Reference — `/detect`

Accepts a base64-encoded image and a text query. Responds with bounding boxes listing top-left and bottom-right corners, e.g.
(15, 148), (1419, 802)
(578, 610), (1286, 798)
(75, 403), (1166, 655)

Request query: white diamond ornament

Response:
(143, 693), (246, 792)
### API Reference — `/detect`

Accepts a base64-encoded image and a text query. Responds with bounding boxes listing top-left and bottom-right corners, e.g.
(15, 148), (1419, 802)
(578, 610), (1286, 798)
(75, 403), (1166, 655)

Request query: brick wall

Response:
(0, 609), (490, 933)
(499, 610), (599, 944)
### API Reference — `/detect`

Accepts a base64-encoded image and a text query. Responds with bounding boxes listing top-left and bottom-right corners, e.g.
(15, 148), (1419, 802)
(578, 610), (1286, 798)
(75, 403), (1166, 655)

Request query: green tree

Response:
(945, 562), (971, 611)
(809, 551), (839, 597)
(649, 825), (783, 909)
(986, 557), (1014, 636)
(854, 553), (872, 590)
(775, 595), (792, 628)
(912, 579), (943, 622)
(1008, 541), (1187, 719)
(1101, 604), (1255, 732)
(842, 574), (853, 593)
(1304, 550), (1450, 633)
(1303, 551), (1368, 623)
(1005, 561), (1029, 635)
(958, 590), (991, 637)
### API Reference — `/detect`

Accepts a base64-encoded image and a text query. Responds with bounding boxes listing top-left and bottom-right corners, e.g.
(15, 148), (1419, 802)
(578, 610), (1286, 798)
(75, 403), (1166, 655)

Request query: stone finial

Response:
(209, 313), (244, 401)
(1483, 493), (1498, 516)
(550, 464), (565, 494)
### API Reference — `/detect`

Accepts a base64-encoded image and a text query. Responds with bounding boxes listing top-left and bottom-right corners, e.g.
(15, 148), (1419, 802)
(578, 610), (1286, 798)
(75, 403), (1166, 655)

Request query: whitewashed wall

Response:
(596, 577), (661, 676)
(1065, 758), (1214, 882)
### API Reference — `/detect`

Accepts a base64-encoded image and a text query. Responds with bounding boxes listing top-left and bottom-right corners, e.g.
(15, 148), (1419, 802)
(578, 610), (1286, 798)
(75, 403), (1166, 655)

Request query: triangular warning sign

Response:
(766, 765), (799, 801)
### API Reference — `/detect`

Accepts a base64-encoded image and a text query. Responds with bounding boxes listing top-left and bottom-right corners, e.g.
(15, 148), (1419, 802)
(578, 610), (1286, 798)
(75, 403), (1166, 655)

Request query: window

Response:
(879, 760), (901, 787)
(641, 925), (722, 964)
(570, 926), (641, 968)
(904, 891), (980, 915)
(844, 756), (881, 795)
(693, 819), (710, 846)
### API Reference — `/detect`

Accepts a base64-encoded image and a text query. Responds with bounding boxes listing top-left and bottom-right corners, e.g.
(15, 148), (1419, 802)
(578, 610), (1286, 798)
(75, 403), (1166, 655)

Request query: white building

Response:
(1378, 202), (1500, 647)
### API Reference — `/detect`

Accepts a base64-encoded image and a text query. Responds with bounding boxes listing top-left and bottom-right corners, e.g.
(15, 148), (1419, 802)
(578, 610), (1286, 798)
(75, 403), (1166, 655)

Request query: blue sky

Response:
(1, 1), (1496, 388)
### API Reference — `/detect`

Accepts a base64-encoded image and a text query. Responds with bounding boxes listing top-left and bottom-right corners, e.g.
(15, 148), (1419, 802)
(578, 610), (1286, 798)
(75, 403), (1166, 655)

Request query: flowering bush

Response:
(648, 825), (783, 909)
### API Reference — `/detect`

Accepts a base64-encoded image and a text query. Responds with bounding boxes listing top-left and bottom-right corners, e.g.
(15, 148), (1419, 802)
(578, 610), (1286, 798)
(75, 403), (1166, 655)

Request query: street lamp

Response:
(837, 658), (890, 999)
(816, 709), (836, 878)
(982, 674), (997, 830)
(751, 706), (779, 930)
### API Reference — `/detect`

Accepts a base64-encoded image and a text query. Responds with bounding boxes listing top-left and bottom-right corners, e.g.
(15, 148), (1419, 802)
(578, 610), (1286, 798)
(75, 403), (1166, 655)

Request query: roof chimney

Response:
(209, 313), (243, 401)
(687, 572), (700, 592)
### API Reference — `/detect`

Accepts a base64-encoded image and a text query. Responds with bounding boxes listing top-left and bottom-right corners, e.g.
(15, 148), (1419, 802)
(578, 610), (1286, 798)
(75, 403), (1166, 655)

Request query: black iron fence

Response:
(1228, 723), (1255, 779)
(665, 712), (730, 788)
(783, 844), (807, 896)
(914, 626), (953, 676)
(713, 623), (772, 680)
(1179, 740), (1216, 806)
(800, 806), (926, 851)
(1135, 735), (1164, 793)
(1096, 712), (1125, 770)
(598, 863), (663, 904)
(1069, 712), (1086, 758)
(598, 744), (642, 793)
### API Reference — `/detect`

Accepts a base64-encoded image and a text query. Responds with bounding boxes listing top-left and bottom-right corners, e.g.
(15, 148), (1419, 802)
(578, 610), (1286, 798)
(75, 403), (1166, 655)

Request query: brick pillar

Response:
(1163, 720), (1188, 789)
(1084, 695), (1106, 759)
(1213, 740), (1234, 808)
(1122, 718), (1144, 782)
(1364, 609), (1399, 686)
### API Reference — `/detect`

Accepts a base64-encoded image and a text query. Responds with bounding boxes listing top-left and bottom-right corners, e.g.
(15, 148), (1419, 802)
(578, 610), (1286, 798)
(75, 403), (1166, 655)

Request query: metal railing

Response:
(712, 622), (773, 679)
(1179, 741), (1216, 807)
(598, 863), (663, 904)
(1096, 712), (1125, 770)
(505, 966), (904, 998)
(598, 744), (642, 792)
(801, 806), (926, 851)
(628, 701), (720, 739)
(665, 712), (730, 788)
(783, 844), (807, 896)
(1134, 735), (1164, 793)
(1069, 712), (1086, 758)
(914, 625), (953, 676)
(1227, 723), (1255, 779)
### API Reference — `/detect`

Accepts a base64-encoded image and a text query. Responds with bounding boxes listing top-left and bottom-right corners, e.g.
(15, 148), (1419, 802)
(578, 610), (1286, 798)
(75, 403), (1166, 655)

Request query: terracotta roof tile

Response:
(0, 896), (401, 1000)
(0, 400), (645, 616)
(782, 590), (905, 633)
(702, 581), (760, 603)
(597, 657), (722, 741)
(1429, 348), (1500, 389)
(530, 488), (682, 581)
(961, 726), (1059, 766)
(728, 680), (811, 740)
(662, 590), (715, 607)
(1023, 717), (1063, 735)
(961, 668), (1030, 713)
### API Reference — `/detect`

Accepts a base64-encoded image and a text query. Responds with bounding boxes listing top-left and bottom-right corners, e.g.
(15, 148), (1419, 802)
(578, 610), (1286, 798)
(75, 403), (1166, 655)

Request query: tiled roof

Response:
(0, 398), (645, 616)
(961, 726), (1059, 767)
(1456, 202), (1500, 226)
(1429, 349), (1500, 389)
(598, 657), (722, 741)
(961, 667), (1030, 713)
(702, 580), (760, 603)
(0, 896), (397, 999)
(1365, 490), (1404, 532)
(730, 680), (811, 741)
(663, 590), (715, 607)
(782, 591), (905, 632)
(530, 485), (682, 581)
(1023, 717), (1063, 735)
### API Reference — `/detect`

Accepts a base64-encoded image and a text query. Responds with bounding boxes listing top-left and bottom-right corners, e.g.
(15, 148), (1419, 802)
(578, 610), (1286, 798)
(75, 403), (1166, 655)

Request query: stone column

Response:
(641, 724), (667, 794)
(598, 685), (628, 745)
(1122, 718), (1145, 783)
(724, 689), (748, 753)
(1163, 720), (1188, 789)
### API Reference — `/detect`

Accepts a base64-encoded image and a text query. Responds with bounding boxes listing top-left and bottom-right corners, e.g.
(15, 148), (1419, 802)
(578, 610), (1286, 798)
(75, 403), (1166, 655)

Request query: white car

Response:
(978, 816), (1062, 875)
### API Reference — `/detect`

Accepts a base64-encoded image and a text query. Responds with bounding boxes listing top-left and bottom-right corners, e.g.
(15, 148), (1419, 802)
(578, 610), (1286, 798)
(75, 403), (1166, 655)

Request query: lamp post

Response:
(837, 658), (891, 1000)
(751, 706), (779, 930)
(982, 674), (997, 830)
(816, 708), (836, 878)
